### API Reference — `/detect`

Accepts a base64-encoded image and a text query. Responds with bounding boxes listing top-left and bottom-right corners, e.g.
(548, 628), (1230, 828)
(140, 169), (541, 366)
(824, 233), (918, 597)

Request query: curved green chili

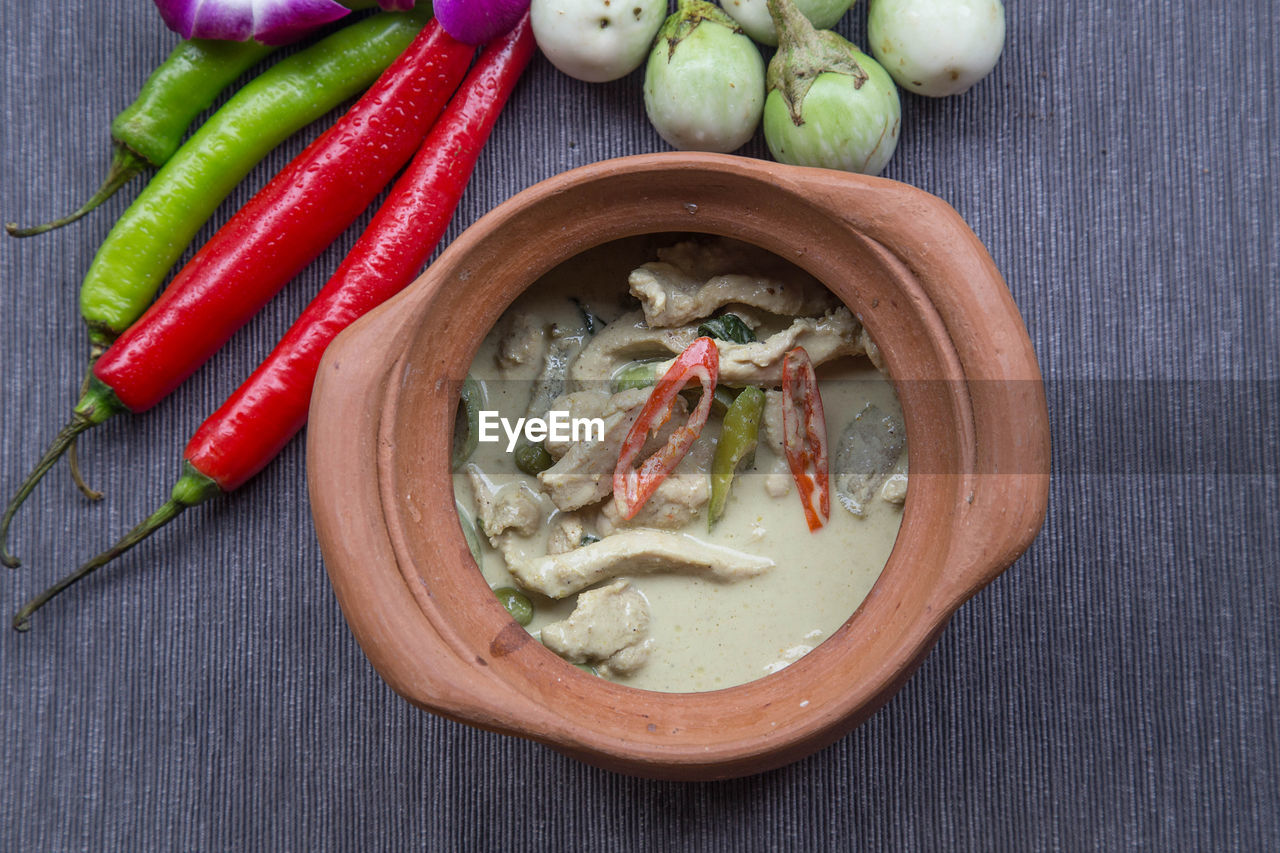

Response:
(6, 1), (391, 237)
(709, 386), (765, 526)
(79, 7), (429, 349)
(611, 358), (736, 415)
(6, 40), (277, 237)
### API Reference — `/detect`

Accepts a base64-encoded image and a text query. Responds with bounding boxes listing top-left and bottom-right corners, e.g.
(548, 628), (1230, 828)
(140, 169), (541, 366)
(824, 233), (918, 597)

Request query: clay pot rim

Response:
(307, 152), (1050, 780)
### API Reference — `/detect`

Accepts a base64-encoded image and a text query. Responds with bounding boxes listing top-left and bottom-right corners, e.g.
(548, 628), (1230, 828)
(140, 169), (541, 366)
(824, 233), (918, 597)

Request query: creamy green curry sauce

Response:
(452, 235), (906, 693)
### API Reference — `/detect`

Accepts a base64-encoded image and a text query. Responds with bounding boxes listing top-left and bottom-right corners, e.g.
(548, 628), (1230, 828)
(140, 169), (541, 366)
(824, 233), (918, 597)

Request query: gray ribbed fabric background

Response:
(2, 1), (1276, 849)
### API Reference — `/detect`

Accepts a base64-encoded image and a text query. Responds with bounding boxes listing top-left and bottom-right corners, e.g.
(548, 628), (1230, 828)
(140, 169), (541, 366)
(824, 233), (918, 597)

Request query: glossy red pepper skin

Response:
(781, 346), (830, 531)
(188, 15), (536, 492)
(11, 19), (536, 630)
(613, 336), (720, 520)
(93, 20), (475, 414)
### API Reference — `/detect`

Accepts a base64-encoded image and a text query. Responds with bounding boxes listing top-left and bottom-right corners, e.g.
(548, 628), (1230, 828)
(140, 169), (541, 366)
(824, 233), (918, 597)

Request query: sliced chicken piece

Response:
(654, 238), (822, 286)
(569, 311), (701, 389)
(598, 641), (652, 677)
(654, 308), (866, 387)
(543, 391), (609, 459)
(508, 530), (774, 598)
(546, 511), (590, 555)
(538, 388), (685, 512)
(629, 263), (836, 328)
(540, 579), (651, 674)
(880, 473), (909, 505)
(758, 390), (793, 497)
(597, 473), (710, 534)
(571, 308), (865, 392)
(857, 325), (885, 373)
(465, 465), (542, 544)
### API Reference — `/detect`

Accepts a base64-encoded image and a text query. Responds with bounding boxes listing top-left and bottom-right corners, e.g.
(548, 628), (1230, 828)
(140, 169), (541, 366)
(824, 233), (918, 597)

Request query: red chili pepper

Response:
(0, 20), (473, 568)
(781, 346), (830, 531)
(11, 17), (537, 630)
(100, 21), (475, 414)
(613, 337), (720, 520)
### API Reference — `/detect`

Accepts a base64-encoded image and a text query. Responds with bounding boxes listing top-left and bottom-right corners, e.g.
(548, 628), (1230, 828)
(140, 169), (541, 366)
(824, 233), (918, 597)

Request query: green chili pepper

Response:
(697, 313), (756, 344)
(614, 358), (737, 414)
(514, 443), (554, 476)
(78, 7), (429, 350)
(611, 359), (662, 393)
(681, 384), (737, 418)
(6, 1), (390, 237)
(6, 40), (276, 237)
(709, 386), (765, 526)
(494, 587), (534, 626)
(452, 377), (484, 471)
(580, 533), (602, 547)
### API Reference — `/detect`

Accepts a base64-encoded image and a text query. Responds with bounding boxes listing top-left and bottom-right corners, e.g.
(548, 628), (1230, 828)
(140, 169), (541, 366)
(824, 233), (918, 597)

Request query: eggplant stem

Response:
(5, 145), (148, 238)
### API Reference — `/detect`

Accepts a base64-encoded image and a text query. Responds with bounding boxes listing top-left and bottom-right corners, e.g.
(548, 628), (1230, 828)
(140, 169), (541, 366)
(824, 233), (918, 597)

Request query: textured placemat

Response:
(2, 1), (1275, 849)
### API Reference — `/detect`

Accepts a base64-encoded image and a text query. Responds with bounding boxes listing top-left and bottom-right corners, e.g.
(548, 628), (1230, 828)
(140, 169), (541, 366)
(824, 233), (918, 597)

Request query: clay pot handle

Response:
(783, 168), (1050, 607)
(307, 296), (544, 722)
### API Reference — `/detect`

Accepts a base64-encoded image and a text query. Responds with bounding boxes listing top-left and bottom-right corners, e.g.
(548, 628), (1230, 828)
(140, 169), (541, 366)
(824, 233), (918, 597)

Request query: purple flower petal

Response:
(152, 0), (353, 44)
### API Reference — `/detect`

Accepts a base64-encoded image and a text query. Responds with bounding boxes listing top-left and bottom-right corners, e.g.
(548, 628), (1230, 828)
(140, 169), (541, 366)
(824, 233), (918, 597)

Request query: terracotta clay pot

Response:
(306, 152), (1050, 780)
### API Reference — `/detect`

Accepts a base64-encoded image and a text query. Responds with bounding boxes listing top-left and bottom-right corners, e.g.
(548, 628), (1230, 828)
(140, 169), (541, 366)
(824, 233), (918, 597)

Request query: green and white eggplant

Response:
(531, 0), (668, 83)
(718, 0), (854, 47)
(763, 0), (900, 175)
(867, 0), (1005, 97)
(644, 0), (766, 153)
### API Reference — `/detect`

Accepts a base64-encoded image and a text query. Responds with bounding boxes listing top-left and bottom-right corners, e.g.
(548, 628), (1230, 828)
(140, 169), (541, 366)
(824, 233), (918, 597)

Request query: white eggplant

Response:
(762, 0), (901, 175)
(718, 0), (854, 47)
(531, 0), (667, 83)
(867, 0), (1005, 97)
(643, 0), (766, 153)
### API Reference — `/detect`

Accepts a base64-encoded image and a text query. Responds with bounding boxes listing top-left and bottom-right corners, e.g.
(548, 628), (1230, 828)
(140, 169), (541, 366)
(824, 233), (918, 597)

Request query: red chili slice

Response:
(613, 337), (720, 520)
(782, 346), (830, 531)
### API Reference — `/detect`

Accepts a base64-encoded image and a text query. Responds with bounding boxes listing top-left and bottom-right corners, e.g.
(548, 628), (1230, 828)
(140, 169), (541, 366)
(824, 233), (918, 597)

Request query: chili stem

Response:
(67, 346), (109, 502)
(0, 417), (96, 568)
(5, 146), (148, 238)
(0, 377), (123, 567)
(12, 465), (219, 631)
(12, 502), (183, 632)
